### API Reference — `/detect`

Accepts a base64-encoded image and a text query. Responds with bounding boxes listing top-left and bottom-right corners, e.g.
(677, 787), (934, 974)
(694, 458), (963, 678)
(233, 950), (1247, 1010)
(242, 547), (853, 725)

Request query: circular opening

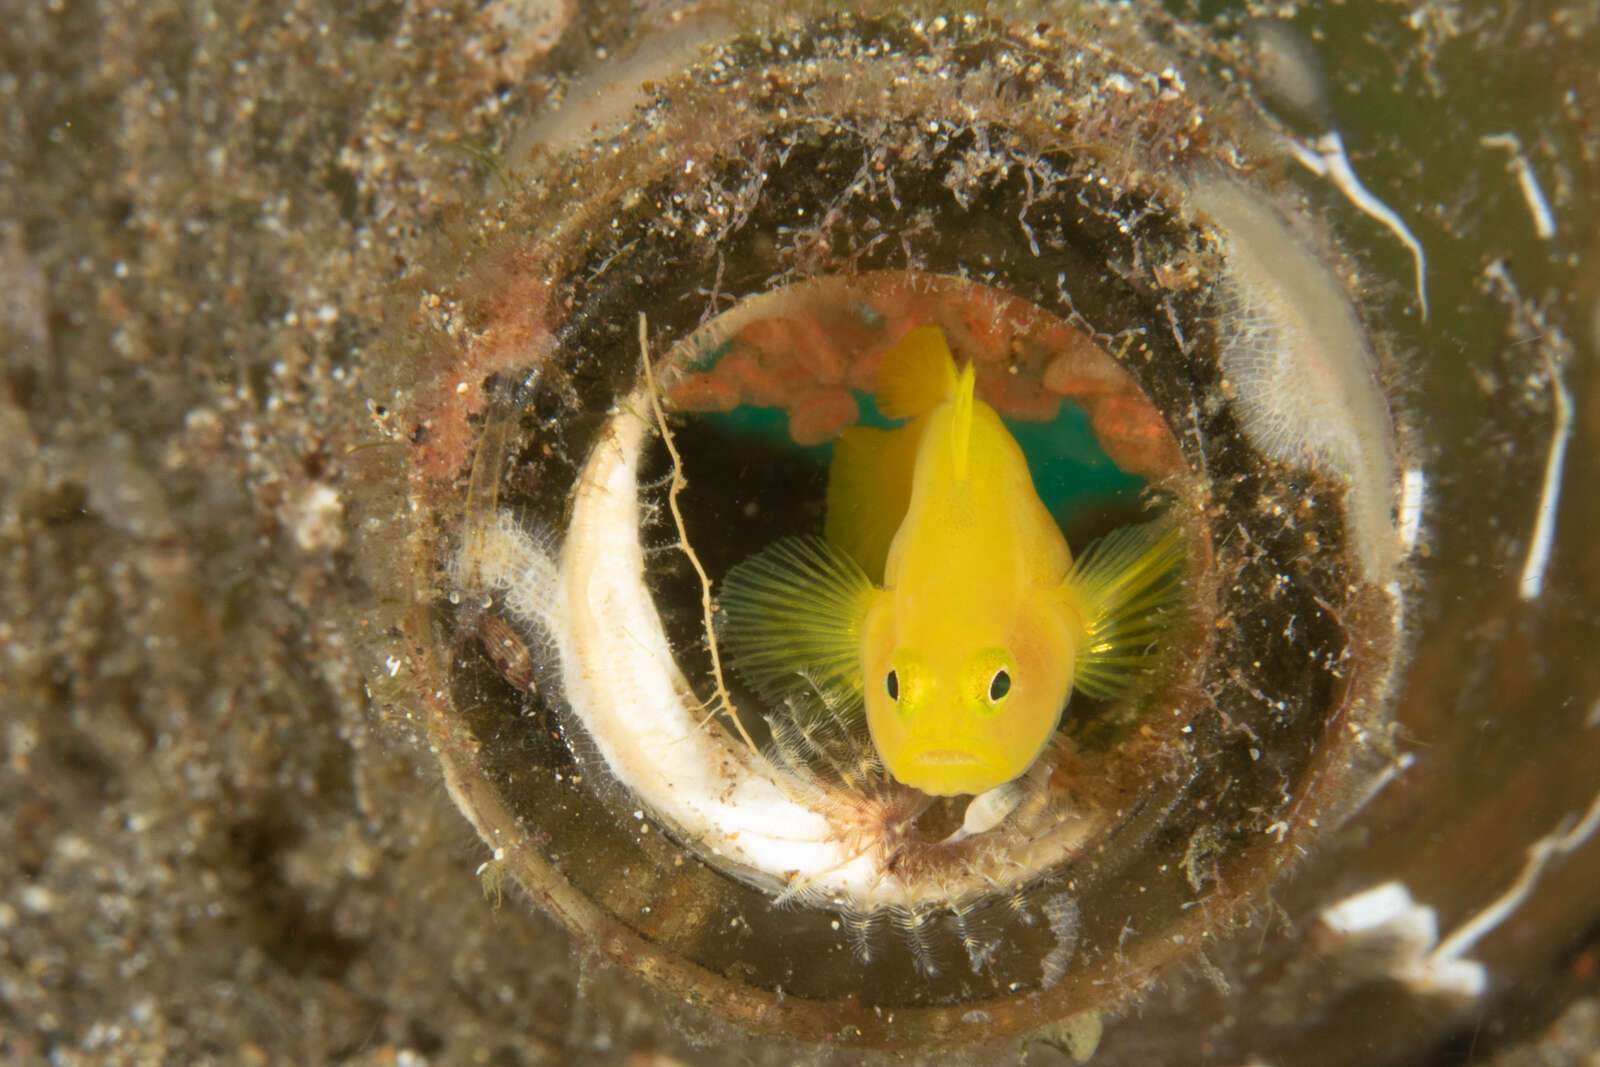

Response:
(397, 12), (1407, 1046)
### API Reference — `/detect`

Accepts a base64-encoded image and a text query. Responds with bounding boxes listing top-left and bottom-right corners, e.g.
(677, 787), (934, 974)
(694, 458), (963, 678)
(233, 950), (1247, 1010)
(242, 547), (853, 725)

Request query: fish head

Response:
(862, 595), (1076, 796)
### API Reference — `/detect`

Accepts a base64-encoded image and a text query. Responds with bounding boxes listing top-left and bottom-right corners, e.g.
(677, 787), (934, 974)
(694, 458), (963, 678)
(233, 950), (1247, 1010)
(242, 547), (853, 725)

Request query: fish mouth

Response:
(906, 749), (986, 767)
(895, 747), (1007, 797)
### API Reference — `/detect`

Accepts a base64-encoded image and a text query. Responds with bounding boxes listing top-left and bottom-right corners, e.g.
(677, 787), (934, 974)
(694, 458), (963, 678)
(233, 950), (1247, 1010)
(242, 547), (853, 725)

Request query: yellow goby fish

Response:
(719, 326), (1183, 797)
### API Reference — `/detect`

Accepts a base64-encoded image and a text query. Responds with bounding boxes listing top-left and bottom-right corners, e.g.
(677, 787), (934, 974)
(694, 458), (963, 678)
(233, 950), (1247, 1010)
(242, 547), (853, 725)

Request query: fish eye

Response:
(987, 668), (1011, 703)
(885, 669), (900, 702)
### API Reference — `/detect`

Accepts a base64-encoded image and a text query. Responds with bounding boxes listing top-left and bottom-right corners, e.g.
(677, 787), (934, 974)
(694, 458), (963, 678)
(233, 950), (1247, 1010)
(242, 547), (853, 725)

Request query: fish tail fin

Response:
(824, 424), (920, 583)
(719, 535), (875, 713)
(1058, 519), (1186, 702)
(875, 326), (961, 419)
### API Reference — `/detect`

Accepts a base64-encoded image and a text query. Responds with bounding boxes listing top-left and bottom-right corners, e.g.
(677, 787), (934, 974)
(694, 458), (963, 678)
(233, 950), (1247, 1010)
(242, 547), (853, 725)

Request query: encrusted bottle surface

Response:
(379, 6), (1440, 1051)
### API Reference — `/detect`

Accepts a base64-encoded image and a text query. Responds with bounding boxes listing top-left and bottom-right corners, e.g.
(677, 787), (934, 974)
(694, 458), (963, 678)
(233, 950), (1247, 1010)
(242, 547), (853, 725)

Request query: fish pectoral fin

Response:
(1058, 519), (1186, 702)
(875, 325), (960, 419)
(824, 425), (920, 583)
(718, 535), (876, 712)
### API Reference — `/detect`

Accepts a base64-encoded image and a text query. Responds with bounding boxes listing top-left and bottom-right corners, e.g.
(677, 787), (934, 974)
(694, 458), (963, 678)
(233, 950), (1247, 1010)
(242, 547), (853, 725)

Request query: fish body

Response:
(720, 327), (1182, 796)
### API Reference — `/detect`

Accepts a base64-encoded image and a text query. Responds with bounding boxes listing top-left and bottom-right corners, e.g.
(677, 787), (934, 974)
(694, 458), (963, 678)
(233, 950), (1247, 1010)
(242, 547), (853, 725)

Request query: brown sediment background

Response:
(0, 1), (711, 1062)
(2, 2), (1599, 1065)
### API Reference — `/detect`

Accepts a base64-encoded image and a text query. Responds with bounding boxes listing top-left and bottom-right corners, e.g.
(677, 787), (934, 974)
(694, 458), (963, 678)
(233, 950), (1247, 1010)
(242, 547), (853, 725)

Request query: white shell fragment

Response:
(1190, 174), (1402, 583)
(1321, 784), (1600, 1001)
(1318, 881), (1484, 998)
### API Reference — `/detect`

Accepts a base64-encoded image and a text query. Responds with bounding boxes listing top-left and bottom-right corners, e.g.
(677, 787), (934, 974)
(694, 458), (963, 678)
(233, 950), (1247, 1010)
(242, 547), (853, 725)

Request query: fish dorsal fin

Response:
(825, 424), (921, 583)
(719, 535), (876, 714)
(875, 326), (960, 419)
(1057, 520), (1186, 701)
(950, 360), (976, 483)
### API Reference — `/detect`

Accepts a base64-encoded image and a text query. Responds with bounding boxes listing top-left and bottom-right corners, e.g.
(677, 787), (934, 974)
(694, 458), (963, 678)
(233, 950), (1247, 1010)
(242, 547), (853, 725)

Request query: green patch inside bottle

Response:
(699, 392), (1146, 526)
